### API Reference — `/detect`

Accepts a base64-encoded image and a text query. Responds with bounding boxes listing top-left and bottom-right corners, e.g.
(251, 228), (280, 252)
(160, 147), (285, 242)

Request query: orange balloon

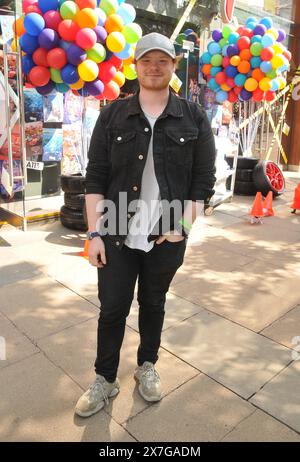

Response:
(237, 60), (251, 74)
(13, 16), (25, 37)
(252, 68), (265, 81)
(113, 70), (125, 87)
(230, 55), (241, 67)
(202, 64), (212, 75)
(122, 55), (134, 66)
(221, 83), (231, 91)
(239, 49), (252, 61)
(244, 77), (258, 92)
(104, 14), (124, 34)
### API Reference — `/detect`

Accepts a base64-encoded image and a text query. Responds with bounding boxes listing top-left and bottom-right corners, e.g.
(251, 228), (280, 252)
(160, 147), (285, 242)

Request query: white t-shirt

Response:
(124, 111), (162, 252)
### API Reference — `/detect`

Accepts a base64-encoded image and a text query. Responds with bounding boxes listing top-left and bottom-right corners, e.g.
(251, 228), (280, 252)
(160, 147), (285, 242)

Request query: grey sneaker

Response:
(75, 374), (120, 418)
(134, 361), (162, 402)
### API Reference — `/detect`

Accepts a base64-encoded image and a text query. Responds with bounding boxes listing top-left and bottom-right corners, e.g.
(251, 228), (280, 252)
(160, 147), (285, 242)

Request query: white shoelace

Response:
(141, 364), (160, 384)
(89, 378), (109, 406)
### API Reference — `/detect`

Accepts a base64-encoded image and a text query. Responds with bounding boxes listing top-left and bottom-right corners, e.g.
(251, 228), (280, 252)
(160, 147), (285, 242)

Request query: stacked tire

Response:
(225, 157), (285, 197)
(60, 174), (88, 231)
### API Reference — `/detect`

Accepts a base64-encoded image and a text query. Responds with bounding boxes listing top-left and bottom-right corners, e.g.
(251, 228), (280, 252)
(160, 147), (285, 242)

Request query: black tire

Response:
(236, 169), (253, 182)
(64, 193), (85, 210)
(226, 179), (257, 196)
(225, 156), (260, 170)
(60, 205), (87, 231)
(60, 174), (86, 194)
(252, 161), (285, 197)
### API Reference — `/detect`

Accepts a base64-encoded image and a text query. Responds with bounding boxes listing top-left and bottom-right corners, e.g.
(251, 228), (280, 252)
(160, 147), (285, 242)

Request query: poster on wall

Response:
(24, 89), (43, 123)
(43, 93), (64, 123)
(0, 159), (23, 197)
(62, 124), (83, 175)
(63, 91), (83, 124)
(25, 121), (43, 159)
(42, 128), (63, 162)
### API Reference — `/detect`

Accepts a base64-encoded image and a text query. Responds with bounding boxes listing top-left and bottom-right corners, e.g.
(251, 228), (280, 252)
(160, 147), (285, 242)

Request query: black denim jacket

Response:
(85, 90), (216, 249)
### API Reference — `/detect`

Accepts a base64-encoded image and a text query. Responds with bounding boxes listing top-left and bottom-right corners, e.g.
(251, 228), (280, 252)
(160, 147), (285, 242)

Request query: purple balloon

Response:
(84, 79), (104, 96)
(38, 28), (59, 50)
(253, 24), (267, 36)
(93, 26), (107, 44)
(277, 29), (286, 42)
(240, 89), (252, 101)
(67, 44), (87, 66)
(36, 81), (55, 95)
(212, 29), (223, 42)
(227, 44), (239, 57)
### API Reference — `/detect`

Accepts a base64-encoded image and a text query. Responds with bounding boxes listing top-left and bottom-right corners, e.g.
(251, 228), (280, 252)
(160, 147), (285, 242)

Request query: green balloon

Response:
(250, 43), (263, 56)
(219, 38), (228, 48)
(122, 23), (142, 44)
(176, 33), (186, 45)
(87, 43), (106, 63)
(222, 25), (233, 39)
(211, 54), (222, 67)
(50, 68), (63, 84)
(100, 0), (119, 16)
(60, 1), (79, 20)
(124, 64), (137, 80)
(266, 70), (277, 79)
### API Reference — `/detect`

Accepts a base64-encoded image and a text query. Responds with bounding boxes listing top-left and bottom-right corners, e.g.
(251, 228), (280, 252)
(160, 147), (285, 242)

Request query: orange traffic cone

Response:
(249, 192), (264, 224)
(291, 183), (300, 213)
(80, 239), (89, 259)
(262, 191), (274, 217)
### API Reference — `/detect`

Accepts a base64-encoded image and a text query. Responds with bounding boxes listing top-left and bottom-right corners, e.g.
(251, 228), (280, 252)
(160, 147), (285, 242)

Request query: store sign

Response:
(26, 160), (44, 171)
(220, 0), (236, 23)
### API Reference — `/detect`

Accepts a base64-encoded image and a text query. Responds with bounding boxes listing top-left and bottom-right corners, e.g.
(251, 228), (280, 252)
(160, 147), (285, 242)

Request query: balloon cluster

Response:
(200, 17), (291, 104)
(13, 0), (141, 99)
(176, 28), (200, 47)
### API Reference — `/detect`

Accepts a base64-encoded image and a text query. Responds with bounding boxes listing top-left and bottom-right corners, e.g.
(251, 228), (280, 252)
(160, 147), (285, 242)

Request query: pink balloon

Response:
(44, 11), (62, 31)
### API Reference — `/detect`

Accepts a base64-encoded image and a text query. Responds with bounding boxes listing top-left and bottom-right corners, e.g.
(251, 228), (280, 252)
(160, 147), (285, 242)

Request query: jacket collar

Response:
(127, 89), (183, 118)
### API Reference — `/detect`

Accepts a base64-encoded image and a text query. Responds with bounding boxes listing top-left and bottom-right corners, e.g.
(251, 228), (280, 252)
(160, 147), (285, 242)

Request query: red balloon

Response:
(242, 28), (253, 38)
(33, 48), (48, 67)
(222, 57), (230, 68)
(29, 66), (50, 87)
(103, 81), (120, 100)
(260, 47), (274, 61)
(25, 4), (42, 14)
(234, 86), (242, 95)
(47, 48), (67, 69)
(98, 62), (117, 83)
(283, 49), (292, 61)
(215, 71), (226, 85)
(44, 11), (62, 31)
(226, 77), (235, 88)
(75, 0), (96, 8)
(252, 87), (264, 102)
(237, 36), (251, 50)
(58, 20), (80, 42)
(228, 90), (238, 103)
(76, 28), (97, 50)
(72, 90), (80, 96)
(109, 55), (123, 70)
(237, 26), (244, 35)
(265, 91), (275, 102)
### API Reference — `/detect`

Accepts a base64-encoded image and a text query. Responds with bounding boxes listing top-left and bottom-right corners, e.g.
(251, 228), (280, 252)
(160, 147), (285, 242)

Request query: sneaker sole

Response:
(134, 374), (162, 402)
(75, 387), (120, 418)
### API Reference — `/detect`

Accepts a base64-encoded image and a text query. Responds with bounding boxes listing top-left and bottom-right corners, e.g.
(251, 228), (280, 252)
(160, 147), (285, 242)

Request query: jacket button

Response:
(138, 155), (143, 160)
(116, 241), (120, 246)
(144, 127), (149, 132)
(133, 186), (138, 191)
(117, 136), (122, 141)
(180, 138), (185, 142)
(127, 213), (132, 218)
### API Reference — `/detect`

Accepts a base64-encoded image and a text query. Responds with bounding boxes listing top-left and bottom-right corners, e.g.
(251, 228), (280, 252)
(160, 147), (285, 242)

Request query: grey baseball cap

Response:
(134, 32), (176, 61)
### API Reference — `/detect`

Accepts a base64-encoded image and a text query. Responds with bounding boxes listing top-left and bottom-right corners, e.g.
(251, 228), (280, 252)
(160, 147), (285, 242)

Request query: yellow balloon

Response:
(278, 76), (286, 90)
(259, 77), (272, 92)
(267, 28), (279, 40)
(123, 64), (137, 80)
(78, 59), (99, 82)
(271, 54), (285, 69)
(113, 71), (125, 87)
(106, 31), (126, 53)
(220, 83), (231, 92)
(70, 78), (85, 90)
(272, 43), (284, 54)
(11, 38), (19, 52)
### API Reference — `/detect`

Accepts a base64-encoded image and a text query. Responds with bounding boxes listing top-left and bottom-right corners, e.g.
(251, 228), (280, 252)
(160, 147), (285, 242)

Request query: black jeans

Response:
(95, 235), (187, 382)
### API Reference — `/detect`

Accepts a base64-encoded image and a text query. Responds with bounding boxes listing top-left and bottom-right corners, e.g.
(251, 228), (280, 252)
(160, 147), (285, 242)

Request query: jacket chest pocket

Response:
(165, 128), (198, 166)
(110, 131), (136, 167)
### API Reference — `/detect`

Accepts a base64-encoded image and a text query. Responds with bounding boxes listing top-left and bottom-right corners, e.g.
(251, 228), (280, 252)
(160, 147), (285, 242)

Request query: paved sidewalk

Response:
(1, 172), (300, 442)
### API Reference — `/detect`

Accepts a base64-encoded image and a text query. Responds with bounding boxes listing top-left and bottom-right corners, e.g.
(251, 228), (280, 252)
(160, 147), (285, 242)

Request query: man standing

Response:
(75, 33), (216, 418)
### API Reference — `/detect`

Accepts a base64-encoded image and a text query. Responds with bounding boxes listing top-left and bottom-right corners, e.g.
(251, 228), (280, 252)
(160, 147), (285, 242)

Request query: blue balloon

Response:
(208, 42), (221, 55)
(222, 45), (229, 57)
(260, 17), (273, 29)
(117, 3), (136, 24)
(240, 89), (252, 101)
(210, 66), (222, 77)
(251, 35), (262, 44)
(246, 17), (257, 25)
(115, 43), (131, 59)
(202, 52), (212, 64)
(184, 29), (194, 36)
(208, 78), (220, 91)
(59, 40), (72, 52)
(38, 0), (60, 14)
(228, 32), (239, 44)
(247, 21), (257, 31)
(250, 56), (262, 68)
(24, 13), (45, 36)
(216, 90), (228, 103)
(270, 79), (279, 91)
(225, 65), (238, 78)
(227, 44), (239, 57)
(234, 73), (247, 86)
(261, 34), (274, 48)
(260, 61), (272, 73)
(22, 54), (35, 75)
(56, 83), (69, 93)
(61, 64), (79, 84)
(20, 33), (39, 54)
